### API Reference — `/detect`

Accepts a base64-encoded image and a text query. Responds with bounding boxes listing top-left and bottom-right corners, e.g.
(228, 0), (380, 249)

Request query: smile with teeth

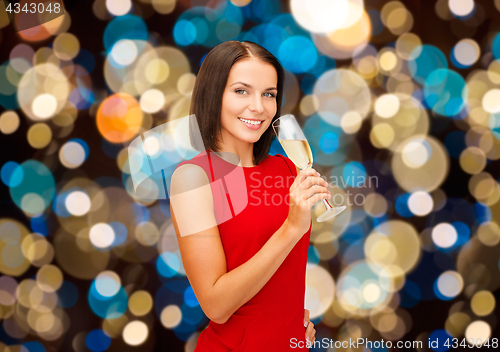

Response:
(238, 117), (263, 125)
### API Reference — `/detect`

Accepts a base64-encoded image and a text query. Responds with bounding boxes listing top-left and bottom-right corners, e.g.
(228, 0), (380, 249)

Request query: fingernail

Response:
(306, 336), (310, 343)
(304, 320), (308, 328)
(316, 172), (320, 176)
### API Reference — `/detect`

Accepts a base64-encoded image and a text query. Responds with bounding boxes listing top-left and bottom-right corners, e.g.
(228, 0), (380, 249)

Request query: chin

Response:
(241, 134), (263, 144)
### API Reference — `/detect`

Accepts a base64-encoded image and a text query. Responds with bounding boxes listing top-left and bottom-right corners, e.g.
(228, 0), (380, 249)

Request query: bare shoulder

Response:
(170, 163), (210, 195)
(170, 163), (217, 238)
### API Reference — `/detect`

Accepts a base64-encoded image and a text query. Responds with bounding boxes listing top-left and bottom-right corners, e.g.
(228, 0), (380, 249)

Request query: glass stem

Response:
(302, 165), (335, 210)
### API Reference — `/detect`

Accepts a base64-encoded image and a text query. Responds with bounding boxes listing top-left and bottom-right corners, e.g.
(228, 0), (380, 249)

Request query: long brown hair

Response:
(189, 40), (285, 165)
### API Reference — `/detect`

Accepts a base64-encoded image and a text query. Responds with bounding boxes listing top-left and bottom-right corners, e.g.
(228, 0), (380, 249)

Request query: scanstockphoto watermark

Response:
(248, 172), (378, 207)
(290, 337), (423, 349)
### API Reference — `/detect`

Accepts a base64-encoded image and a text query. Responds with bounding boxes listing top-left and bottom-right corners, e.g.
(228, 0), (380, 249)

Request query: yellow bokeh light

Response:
(305, 264), (336, 319)
(370, 123), (395, 149)
(53, 33), (80, 61)
(375, 94), (400, 118)
(95, 271), (121, 297)
(0, 111), (20, 134)
(365, 220), (421, 274)
(482, 89), (500, 113)
(160, 305), (182, 329)
(395, 32), (422, 60)
(445, 312), (471, 337)
(106, 0), (132, 16)
(477, 221), (500, 246)
(341, 111), (362, 134)
(408, 191), (433, 216)
(454, 39), (480, 67)
(27, 123), (52, 149)
(36, 264), (63, 292)
(465, 321), (491, 345)
(470, 291), (496, 316)
(291, 0), (363, 34)
(432, 223), (457, 248)
(379, 50), (398, 72)
(448, 0), (474, 17)
(459, 147), (486, 175)
(152, 0), (176, 14)
(32, 94), (58, 120)
(59, 141), (87, 169)
(177, 72), (196, 96)
(65, 191), (91, 216)
(111, 39), (138, 66)
(140, 89), (165, 113)
(230, 0), (251, 6)
(300, 95), (319, 116)
(393, 136), (449, 192)
(313, 10), (371, 60)
(89, 223), (115, 249)
(123, 320), (149, 346)
(145, 58), (170, 84)
(386, 8), (413, 35)
(129, 290), (153, 317)
(436, 271), (463, 298)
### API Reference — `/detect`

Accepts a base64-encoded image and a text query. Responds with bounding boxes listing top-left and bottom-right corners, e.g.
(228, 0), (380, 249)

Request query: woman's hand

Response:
(304, 309), (316, 347)
(287, 168), (330, 238)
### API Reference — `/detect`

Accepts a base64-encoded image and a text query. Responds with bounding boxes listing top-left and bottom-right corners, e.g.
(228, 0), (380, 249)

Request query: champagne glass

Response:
(272, 114), (346, 222)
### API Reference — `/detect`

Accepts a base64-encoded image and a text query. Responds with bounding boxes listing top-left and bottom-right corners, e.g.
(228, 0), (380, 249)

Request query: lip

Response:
(238, 117), (264, 130)
(238, 117), (264, 121)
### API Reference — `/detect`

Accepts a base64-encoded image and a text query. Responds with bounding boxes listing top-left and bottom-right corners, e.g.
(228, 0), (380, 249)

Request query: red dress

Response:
(174, 150), (311, 351)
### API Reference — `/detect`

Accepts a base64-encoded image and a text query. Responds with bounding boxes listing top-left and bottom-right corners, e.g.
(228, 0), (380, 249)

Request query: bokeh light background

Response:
(1, 0), (500, 351)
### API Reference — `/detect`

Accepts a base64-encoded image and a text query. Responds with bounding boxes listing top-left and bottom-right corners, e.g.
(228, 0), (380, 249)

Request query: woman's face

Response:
(220, 58), (278, 146)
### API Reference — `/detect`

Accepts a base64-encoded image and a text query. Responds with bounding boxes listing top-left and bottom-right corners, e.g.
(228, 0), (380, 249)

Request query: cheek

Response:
(223, 95), (246, 114)
(265, 100), (277, 114)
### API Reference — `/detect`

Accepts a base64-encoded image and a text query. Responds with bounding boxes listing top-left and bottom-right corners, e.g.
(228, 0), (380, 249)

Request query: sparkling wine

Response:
(279, 139), (313, 170)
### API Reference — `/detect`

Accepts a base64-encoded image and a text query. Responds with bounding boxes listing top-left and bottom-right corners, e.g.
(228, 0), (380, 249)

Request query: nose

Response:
(248, 95), (265, 114)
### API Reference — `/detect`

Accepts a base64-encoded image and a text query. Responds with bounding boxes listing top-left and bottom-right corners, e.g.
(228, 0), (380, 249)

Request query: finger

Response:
(301, 176), (329, 190)
(304, 309), (309, 324)
(306, 323), (314, 335)
(306, 325), (316, 343)
(304, 185), (330, 200)
(291, 168), (318, 191)
(307, 193), (331, 207)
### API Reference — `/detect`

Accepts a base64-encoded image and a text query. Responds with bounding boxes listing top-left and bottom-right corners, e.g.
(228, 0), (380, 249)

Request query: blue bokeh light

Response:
(88, 280), (128, 319)
(20, 341), (45, 352)
(85, 329), (111, 352)
(1, 161), (23, 187)
(103, 15), (148, 53)
(278, 36), (318, 74)
(423, 69), (467, 117)
(428, 329), (453, 351)
(174, 20), (197, 46)
(409, 45), (448, 85)
(183, 286), (199, 308)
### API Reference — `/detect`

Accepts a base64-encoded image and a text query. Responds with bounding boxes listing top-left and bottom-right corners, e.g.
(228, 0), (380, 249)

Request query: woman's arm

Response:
(170, 163), (301, 324)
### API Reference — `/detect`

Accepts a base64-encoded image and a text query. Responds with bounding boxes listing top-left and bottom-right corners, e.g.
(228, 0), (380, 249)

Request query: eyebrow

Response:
(229, 81), (278, 91)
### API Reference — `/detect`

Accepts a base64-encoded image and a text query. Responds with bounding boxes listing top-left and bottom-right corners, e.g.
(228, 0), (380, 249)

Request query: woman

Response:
(170, 41), (330, 351)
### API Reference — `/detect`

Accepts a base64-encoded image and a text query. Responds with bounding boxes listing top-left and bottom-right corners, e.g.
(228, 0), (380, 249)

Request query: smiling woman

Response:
(188, 41), (284, 167)
(170, 41), (323, 351)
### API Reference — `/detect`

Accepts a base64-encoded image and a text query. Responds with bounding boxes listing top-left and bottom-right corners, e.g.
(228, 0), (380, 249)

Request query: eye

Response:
(235, 89), (247, 95)
(263, 92), (276, 98)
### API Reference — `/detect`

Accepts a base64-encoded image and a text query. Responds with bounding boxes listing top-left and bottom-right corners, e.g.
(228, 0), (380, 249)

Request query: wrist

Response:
(283, 218), (301, 240)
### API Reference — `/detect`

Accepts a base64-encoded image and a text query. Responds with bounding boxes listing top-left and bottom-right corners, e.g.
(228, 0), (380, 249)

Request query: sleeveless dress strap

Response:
(207, 151), (236, 219)
(206, 151), (216, 183)
(275, 154), (294, 176)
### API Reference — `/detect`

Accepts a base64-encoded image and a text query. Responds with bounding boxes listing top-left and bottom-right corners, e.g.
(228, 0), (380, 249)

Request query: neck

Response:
(216, 133), (255, 167)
